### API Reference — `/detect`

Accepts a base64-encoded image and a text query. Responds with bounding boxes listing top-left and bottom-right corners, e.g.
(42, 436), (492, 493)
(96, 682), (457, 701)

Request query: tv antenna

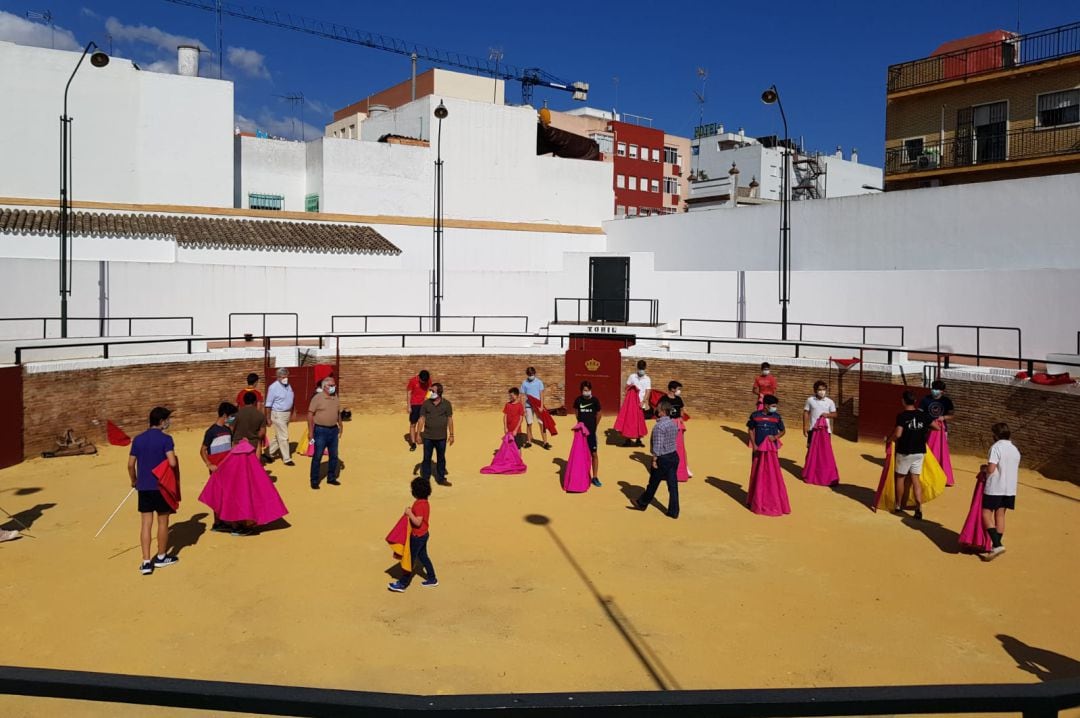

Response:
(488, 47), (503, 103)
(276, 91), (306, 141)
(25, 9), (54, 49)
(694, 67), (708, 129)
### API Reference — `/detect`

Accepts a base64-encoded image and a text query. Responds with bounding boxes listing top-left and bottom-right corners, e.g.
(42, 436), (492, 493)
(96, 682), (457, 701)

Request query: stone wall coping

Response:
(22, 348), (267, 374)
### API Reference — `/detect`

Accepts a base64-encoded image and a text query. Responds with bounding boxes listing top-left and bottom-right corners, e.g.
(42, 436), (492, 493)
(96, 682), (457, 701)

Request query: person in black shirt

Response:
(918, 380), (956, 423)
(665, 380), (685, 418)
(573, 381), (602, 487)
(886, 390), (940, 520)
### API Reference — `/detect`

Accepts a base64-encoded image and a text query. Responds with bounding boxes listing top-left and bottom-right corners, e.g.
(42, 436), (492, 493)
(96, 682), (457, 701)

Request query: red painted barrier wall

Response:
(565, 334), (634, 413)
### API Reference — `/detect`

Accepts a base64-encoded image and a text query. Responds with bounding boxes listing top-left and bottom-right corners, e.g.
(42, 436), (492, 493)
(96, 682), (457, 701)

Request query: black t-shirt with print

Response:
(573, 395), (602, 432)
(895, 409), (933, 455)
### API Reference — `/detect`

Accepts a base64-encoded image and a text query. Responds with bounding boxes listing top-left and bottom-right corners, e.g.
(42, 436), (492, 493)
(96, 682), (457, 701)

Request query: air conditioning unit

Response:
(916, 153), (939, 170)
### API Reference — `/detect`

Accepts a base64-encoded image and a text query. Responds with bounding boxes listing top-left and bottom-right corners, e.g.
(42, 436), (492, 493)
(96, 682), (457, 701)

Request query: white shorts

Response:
(524, 405), (535, 425)
(895, 453), (924, 476)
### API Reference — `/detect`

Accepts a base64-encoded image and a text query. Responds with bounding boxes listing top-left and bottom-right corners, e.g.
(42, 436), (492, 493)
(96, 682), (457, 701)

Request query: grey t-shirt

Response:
(420, 398), (453, 440)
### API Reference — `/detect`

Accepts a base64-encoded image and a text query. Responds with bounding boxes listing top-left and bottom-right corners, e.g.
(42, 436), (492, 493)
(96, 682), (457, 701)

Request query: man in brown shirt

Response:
(307, 376), (342, 489)
(232, 392), (267, 447)
(418, 383), (454, 485)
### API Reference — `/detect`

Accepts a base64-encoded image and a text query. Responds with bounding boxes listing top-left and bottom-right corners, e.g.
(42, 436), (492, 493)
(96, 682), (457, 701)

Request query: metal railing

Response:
(554, 298), (660, 326)
(0, 316), (194, 340)
(0, 665), (1078, 717)
(887, 20), (1080, 93)
(679, 319), (905, 347)
(226, 313), (299, 347)
(885, 123), (1080, 175)
(330, 314), (529, 333)
(936, 324), (1022, 369)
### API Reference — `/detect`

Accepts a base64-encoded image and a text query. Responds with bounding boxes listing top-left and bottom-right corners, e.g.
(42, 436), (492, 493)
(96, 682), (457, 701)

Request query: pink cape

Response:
(562, 423), (592, 493)
(613, 386), (647, 440)
(958, 471), (993, 553)
(747, 438), (791, 516)
(480, 433), (527, 475)
(802, 416), (839, 486)
(198, 439), (289, 526)
(675, 420), (690, 482)
(927, 422), (955, 486)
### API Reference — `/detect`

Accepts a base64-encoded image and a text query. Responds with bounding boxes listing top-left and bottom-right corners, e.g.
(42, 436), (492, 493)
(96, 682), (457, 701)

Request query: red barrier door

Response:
(565, 334), (634, 413)
(857, 381), (930, 439)
(0, 366), (24, 468)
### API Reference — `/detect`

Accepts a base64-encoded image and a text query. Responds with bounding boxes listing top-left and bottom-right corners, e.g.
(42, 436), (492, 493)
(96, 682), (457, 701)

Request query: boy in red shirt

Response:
(236, 373), (264, 409)
(389, 478), (438, 592)
(405, 370), (432, 452)
(503, 387), (526, 445)
(751, 362), (777, 409)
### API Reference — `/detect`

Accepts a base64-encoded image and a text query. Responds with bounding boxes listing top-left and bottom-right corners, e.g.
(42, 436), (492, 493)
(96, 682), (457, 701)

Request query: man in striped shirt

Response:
(632, 399), (680, 519)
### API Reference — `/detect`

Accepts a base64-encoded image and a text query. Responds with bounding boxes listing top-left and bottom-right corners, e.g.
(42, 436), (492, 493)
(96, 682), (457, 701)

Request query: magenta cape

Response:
(563, 423), (592, 493)
(802, 416), (839, 486)
(747, 439), (791, 516)
(675, 420), (690, 482)
(927, 422), (955, 486)
(959, 472), (993, 553)
(198, 439), (289, 526)
(613, 386), (647, 440)
(480, 433), (527, 475)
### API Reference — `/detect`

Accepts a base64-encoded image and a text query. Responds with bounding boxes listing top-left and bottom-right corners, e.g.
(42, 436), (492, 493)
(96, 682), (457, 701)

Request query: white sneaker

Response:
(980, 546), (1007, 562)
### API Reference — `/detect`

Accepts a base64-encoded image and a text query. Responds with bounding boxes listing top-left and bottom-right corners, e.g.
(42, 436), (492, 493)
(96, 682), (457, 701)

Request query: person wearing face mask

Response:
(802, 381), (839, 486)
(265, 367), (295, 466)
(919, 380), (956, 487)
(617, 360), (650, 447)
(520, 367), (550, 450)
(200, 402), (238, 532)
(572, 380), (603, 487)
(745, 395), (791, 516)
(308, 376), (343, 490)
(127, 407), (180, 575)
(665, 381), (692, 481)
(751, 363), (777, 410)
(418, 383), (454, 485)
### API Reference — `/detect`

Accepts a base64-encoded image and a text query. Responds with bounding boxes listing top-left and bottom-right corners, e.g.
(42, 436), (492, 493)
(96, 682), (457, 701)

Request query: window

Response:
(901, 137), (924, 164)
(641, 177), (648, 190)
(628, 176), (637, 191)
(305, 194), (320, 212)
(249, 193), (284, 211)
(663, 177), (679, 194)
(616, 142), (627, 157)
(664, 146), (679, 164)
(616, 174), (626, 189)
(591, 133), (614, 154)
(615, 204), (626, 216)
(1037, 89), (1080, 128)
(650, 179), (660, 193)
(629, 144), (639, 159)
(628, 206), (638, 216)
(651, 148), (660, 162)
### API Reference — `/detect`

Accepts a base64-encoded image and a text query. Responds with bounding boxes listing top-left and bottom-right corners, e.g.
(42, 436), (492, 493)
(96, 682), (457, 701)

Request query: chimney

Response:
(738, 127), (745, 143)
(835, 145), (843, 158)
(749, 176), (760, 199)
(851, 147), (859, 164)
(177, 45), (200, 77)
(727, 162), (740, 208)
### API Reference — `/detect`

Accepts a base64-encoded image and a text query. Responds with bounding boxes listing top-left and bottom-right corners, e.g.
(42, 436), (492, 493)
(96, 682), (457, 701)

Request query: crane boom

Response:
(161, 0), (587, 103)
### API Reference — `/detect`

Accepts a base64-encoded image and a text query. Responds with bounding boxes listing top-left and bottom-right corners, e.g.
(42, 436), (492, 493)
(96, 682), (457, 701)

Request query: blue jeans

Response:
(310, 424), (339, 486)
(638, 452), (680, 517)
(403, 533), (436, 584)
(421, 438), (447, 484)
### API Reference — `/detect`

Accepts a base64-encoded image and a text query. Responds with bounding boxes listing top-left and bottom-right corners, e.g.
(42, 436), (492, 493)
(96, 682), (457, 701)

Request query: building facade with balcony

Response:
(885, 21), (1080, 191)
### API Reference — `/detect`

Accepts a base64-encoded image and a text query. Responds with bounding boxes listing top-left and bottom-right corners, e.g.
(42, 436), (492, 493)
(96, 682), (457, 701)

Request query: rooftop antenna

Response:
(694, 67), (708, 129)
(216, 0), (224, 79)
(612, 75), (619, 118)
(25, 9), (54, 49)
(276, 92), (306, 141)
(1015, 0), (1021, 34)
(488, 47), (504, 103)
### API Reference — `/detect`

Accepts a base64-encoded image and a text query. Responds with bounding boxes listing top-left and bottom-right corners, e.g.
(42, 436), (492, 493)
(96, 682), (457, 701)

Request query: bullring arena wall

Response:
(17, 349), (1080, 485)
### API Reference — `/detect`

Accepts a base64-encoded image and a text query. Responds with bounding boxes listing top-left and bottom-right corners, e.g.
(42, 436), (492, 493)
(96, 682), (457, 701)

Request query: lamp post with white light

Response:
(432, 99), (448, 332)
(59, 41), (109, 338)
(761, 84), (791, 341)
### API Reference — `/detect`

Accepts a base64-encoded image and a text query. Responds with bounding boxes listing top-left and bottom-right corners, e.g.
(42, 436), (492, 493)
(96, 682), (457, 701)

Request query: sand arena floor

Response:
(1, 410), (1079, 716)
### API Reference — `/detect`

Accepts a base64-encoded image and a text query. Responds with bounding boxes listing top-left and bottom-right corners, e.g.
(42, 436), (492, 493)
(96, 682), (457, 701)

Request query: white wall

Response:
(234, 137), (308, 211)
(821, 155), (882, 196)
(0, 41), (233, 207)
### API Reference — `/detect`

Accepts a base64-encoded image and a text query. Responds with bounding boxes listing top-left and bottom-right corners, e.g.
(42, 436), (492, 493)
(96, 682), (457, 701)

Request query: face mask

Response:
(162, 419), (171, 430)
(583, 390), (592, 398)
(767, 406), (778, 414)
(526, 375), (535, 382)
(816, 390), (826, 399)
(637, 369), (645, 376)
(762, 369), (771, 376)
(674, 389), (682, 396)
(226, 416), (236, 425)
(280, 378), (289, 386)
(931, 389), (942, 398)
(326, 386), (337, 395)
(428, 390), (437, 399)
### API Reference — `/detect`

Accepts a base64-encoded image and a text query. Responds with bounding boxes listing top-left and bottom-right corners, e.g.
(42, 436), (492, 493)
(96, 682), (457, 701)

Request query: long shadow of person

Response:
(552, 457), (568, 487)
(617, 480), (647, 507)
(861, 453), (886, 468)
(778, 457), (802, 480)
(901, 515), (960, 554)
(1, 503), (57, 532)
(605, 428), (632, 447)
(997, 634), (1080, 681)
(629, 452), (653, 472)
(831, 482), (878, 509)
(705, 477), (748, 508)
(167, 512), (208, 556)
(721, 426), (751, 445)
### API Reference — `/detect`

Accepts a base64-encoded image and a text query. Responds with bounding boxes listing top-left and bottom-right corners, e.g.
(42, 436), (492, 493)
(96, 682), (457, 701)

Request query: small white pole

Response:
(95, 488), (135, 538)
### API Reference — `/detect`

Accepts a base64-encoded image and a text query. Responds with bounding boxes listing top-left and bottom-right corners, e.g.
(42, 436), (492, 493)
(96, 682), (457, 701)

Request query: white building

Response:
(688, 125), (882, 210)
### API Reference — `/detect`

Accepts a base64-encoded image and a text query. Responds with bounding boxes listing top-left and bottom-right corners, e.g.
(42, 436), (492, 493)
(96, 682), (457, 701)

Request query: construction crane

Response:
(161, 0), (589, 105)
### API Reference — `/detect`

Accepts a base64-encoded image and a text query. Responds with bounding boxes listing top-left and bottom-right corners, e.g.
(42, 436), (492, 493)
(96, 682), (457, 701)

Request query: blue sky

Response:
(2, 0), (1078, 165)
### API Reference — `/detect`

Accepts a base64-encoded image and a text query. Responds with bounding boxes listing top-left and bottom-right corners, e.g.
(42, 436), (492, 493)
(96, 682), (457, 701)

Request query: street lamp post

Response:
(761, 85), (791, 341)
(432, 100), (448, 332)
(60, 41), (109, 338)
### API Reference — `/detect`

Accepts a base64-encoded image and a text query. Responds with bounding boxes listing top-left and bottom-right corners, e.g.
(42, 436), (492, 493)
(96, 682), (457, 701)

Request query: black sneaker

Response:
(231, 526), (258, 537)
(421, 578), (439, 587)
(327, 478), (341, 486)
(310, 482), (320, 490)
(152, 554), (179, 569)
(140, 561), (153, 576)
(211, 522), (231, 533)
(284, 460), (295, 467)
(913, 508), (924, 521)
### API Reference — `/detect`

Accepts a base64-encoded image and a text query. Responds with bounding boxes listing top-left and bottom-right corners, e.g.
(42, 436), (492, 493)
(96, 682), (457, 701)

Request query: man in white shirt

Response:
(264, 367), (295, 466)
(981, 422), (1021, 562)
(625, 359), (651, 446)
(802, 380), (838, 446)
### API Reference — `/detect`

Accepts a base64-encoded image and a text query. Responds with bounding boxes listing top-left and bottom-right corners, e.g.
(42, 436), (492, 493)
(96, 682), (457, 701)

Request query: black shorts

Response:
(982, 494), (1016, 511)
(586, 430), (598, 453)
(409, 405), (422, 424)
(138, 489), (174, 515)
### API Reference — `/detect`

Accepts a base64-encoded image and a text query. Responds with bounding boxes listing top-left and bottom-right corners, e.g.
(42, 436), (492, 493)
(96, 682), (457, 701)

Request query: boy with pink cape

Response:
(958, 469), (993, 553)
(745, 395), (791, 516)
(802, 381), (839, 486)
(481, 389), (527, 474)
(562, 423), (593, 493)
(615, 361), (650, 447)
(198, 439), (288, 530)
(919, 380), (956, 487)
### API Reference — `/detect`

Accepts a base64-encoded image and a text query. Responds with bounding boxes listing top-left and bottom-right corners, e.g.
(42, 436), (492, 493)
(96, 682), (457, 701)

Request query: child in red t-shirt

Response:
(751, 362), (778, 409)
(503, 387), (526, 444)
(236, 372), (264, 409)
(388, 478), (438, 592)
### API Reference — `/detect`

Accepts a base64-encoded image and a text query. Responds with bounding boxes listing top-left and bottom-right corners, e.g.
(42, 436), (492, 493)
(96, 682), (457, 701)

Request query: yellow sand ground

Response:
(1, 411), (1079, 717)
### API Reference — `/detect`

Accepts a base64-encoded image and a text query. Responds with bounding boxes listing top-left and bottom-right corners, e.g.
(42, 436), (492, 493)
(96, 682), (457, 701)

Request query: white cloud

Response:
(0, 10), (81, 51)
(144, 59), (176, 74)
(81, 7), (100, 19)
(226, 46), (270, 79)
(235, 110), (320, 142)
(104, 16), (205, 53)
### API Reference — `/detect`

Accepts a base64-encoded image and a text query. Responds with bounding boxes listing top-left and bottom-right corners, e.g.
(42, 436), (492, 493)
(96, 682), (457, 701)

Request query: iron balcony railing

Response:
(887, 21), (1080, 93)
(884, 123), (1080, 175)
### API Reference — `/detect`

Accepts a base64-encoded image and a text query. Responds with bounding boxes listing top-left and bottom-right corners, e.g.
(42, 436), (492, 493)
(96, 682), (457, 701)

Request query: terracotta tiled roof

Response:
(0, 209), (401, 255)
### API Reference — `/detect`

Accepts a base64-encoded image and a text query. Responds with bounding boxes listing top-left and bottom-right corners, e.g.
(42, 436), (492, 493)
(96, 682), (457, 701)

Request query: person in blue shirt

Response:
(264, 367), (295, 466)
(520, 366), (550, 449)
(127, 407), (180, 576)
(747, 395), (786, 448)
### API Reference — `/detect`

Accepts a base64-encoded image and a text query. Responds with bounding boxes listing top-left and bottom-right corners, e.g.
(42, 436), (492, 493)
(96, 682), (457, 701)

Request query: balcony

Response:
(884, 123), (1080, 175)
(886, 21), (1080, 94)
